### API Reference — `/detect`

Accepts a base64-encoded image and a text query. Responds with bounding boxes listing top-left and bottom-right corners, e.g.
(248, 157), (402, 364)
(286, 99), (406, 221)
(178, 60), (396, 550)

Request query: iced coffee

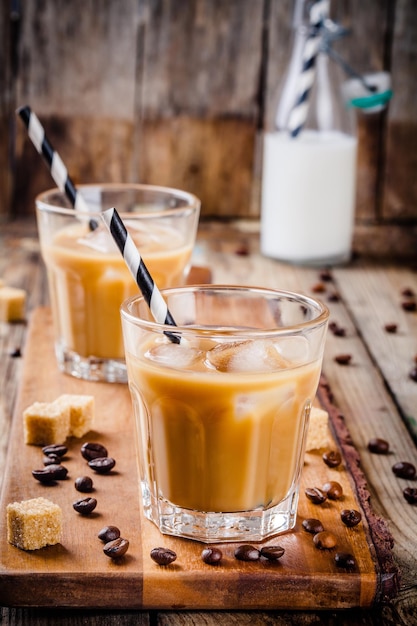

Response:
(121, 286), (329, 542)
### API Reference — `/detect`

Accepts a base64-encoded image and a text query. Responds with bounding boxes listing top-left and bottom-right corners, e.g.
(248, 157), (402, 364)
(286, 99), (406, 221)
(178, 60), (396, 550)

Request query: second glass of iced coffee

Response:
(36, 184), (200, 383)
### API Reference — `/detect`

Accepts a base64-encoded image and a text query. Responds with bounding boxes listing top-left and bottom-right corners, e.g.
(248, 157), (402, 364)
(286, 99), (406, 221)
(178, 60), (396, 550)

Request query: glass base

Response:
(55, 342), (127, 383)
(141, 482), (299, 543)
(261, 247), (351, 267)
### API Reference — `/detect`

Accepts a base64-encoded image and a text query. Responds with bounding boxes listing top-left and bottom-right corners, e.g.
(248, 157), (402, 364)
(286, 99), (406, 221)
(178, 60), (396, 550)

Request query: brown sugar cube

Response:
(23, 401), (70, 445)
(7, 497), (62, 550)
(305, 407), (330, 451)
(53, 394), (95, 438)
(0, 286), (26, 322)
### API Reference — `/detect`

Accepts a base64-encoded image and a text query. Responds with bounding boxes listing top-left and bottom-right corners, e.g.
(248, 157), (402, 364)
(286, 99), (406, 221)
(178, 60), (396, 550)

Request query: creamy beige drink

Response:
(36, 184), (200, 383)
(44, 222), (192, 360)
(127, 337), (321, 513)
(121, 286), (329, 542)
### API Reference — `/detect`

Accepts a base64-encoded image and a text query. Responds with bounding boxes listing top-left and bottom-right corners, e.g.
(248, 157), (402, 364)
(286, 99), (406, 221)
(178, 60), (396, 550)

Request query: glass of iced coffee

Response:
(121, 285), (329, 542)
(36, 184), (200, 383)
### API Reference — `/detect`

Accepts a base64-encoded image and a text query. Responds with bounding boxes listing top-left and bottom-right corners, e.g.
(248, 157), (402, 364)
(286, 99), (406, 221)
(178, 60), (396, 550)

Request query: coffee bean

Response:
(322, 481), (343, 500)
(43, 454), (61, 465)
(334, 354), (352, 365)
(313, 531), (337, 550)
(234, 545), (260, 562)
(88, 457), (116, 474)
(201, 547), (223, 565)
(403, 487), (417, 504)
(73, 497), (97, 515)
(305, 487), (327, 505)
(75, 475), (94, 493)
(384, 323), (398, 334)
(401, 300), (417, 312)
(322, 450), (342, 468)
(319, 270), (333, 282)
(42, 444), (68, 458)
(98, 525), (121, 542)
(10, 347), (22, 358)
(334, 552), (356, 569)
(340, 509), (362, 527)
(409, 366), (417, 383)
(150, 547), (177, 565)
(327, 292), (340, 303)
(302, 518), (324, 534)
(329, 322), (346, 336)
(103, 537), (129, 559)
(32, 464), (68, 483)
(311, 282), (326, 293)
(260, 546), (285, 561)
(392, 461), (416, 479)
(367, 438), (390, 454)
(401, 287), (415, 298)
(81, 442), (108, 461)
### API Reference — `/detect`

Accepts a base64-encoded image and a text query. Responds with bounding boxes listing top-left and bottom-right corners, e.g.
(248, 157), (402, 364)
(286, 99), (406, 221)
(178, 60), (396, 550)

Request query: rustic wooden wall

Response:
(0, 0), (416, 259)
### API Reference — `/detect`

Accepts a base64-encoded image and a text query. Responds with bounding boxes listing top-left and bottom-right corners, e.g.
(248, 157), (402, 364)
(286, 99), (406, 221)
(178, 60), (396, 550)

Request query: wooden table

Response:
(1, 219), (416, 626)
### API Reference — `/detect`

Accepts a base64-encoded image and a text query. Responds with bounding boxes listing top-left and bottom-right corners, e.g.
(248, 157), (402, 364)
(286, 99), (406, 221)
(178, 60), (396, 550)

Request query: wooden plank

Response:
(382, 0), (417, 221)
(0, 307), (391, 610)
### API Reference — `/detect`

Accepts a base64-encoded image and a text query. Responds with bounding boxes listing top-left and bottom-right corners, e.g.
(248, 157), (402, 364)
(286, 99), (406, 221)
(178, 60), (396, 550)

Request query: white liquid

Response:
(260, 130), (357, 265)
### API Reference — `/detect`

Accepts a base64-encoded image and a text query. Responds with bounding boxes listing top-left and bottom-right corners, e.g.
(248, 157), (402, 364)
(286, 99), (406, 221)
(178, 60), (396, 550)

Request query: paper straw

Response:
(17, 105), (97, 228)
(287, 0), (329, 138)
(102, 207), (183, 345)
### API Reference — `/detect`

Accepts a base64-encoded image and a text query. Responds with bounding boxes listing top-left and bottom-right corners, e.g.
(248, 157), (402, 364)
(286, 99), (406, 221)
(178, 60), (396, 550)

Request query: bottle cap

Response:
(342, 71), (393, 113)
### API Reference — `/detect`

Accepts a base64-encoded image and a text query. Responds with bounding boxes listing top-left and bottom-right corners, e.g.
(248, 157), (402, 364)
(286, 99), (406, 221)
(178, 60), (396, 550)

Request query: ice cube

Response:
(205, 339), (289, 373)
(77, 224), (118, 254)
(274, 336), (309, 363)
(145, 342), (202, 370)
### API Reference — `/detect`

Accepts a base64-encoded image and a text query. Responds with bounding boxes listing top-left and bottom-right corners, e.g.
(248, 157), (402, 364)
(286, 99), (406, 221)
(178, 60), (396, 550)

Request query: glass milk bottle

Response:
(260, 0), (358, 265)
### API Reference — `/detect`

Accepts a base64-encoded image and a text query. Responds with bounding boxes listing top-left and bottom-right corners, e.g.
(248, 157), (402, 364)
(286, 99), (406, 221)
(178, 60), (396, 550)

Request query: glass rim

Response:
(35, 183), (201, 218)
(121, 285), (330, 338)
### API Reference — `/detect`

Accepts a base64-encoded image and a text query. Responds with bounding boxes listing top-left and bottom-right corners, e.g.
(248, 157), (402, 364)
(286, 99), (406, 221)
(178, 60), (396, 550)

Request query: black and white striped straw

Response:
(17, 105), (95, 223)
(102, 207), (183, 345)
(287, 0), (329, 138)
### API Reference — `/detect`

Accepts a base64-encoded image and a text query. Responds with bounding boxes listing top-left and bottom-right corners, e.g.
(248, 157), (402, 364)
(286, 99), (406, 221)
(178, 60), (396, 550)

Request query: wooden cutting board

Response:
(0, 284), (398, 609)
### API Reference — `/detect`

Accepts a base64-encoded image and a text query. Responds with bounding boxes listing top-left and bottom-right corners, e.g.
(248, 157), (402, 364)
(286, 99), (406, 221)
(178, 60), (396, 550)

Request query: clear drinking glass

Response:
(121, 285), (329, 543)
(36, 184), (200, 383)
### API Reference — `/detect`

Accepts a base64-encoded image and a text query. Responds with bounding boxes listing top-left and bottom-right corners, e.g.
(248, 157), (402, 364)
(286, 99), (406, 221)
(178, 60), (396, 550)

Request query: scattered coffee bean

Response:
(367, 437), (390, 454)
(150, 547), (177, 565)
(42, 444), (68, 458)
(322, 450), (342, 468)
(75, 475), (94, 493)
(311, 282), (326, 293)
(302, 518), (324, 534)
(319, 270), (333, 282)
(327, 292), (340, 303)
(409, 366), (417, 383)
(334, 552), (356, 569)
(340, 509), (362, 527)
(103, 537), (129, 559)
(401, 300), (417, 312)
(305, 487), (327, 505)
(403, 487), (417, 505)
(322, 481), (343, 500)
(392, 461), (416, 479)
(201, 547), (223, 565)
(88, 457), (116, 474)
(32, 464), (68, 483)
(234, 544), (260, 562)
(73, 497), (97, 515)
(81, 442), (108, 461)
(313, 531), (337, 550)
(98, 525), (121, 542)
(401, 287), (415, 298)
(329, 322), (346, 337)
(43, 454), (61, 466)
(334, 354), (352, 365)
(234, 244), (249, 256)
(10, 347), (22, 358)
(260, 546), (285, 561)
(384, 323), (398, 334)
